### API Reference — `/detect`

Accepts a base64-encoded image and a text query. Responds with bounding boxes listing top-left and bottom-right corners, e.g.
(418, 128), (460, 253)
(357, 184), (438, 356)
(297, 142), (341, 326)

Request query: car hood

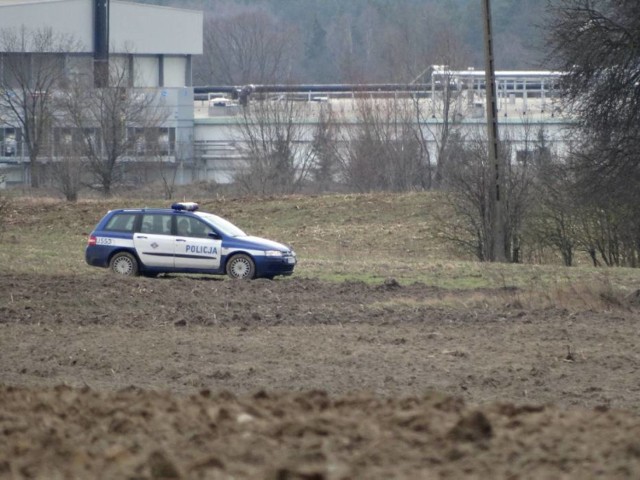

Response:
(227, 235), (292, 253)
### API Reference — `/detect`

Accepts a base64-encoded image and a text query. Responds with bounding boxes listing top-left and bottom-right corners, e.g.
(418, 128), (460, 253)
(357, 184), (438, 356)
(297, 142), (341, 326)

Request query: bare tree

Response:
(408, 97), (433, 190)
(439, 125), (537, 262)
(503, 126), (544, 264)
(310, 103), (340, 192)
(420, 66), (461, 190)
(325, 14), (359, 83)
(543, 1), (640, 268)
(158, 166), (179, 199)
(234, 96), (314, 195)
(118, 134), (182, 200)
(437, 131), (492, 260)
(49, 156), (84, 202)
(528, 137), (640, 268)
(572, 195), (640, 268)
(56, 60), (169, 196)
(545, 0), (640, 200)
(49, 136), (85, 202)
(196, 9), (301, 85)
(421, 30), (470, 189)
(150, 141), (183, 200)
(321, 3), (468, 84)
(396, 27), (472, 192)
(338, 96), (429, 193)
(0, 27), (81, 187)
(376, 3), (459, 83)
(527, 133), (580, 266)
(0, 186), (10, 240)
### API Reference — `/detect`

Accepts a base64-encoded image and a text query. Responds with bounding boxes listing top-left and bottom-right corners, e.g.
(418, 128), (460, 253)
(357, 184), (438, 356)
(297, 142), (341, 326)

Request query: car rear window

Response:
(140, 214), (172, 235)
(104, 213), (137, 232)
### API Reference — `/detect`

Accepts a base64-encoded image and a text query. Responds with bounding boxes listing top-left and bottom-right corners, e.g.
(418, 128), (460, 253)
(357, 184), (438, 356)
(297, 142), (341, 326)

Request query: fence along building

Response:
(0, 0), (202, 187)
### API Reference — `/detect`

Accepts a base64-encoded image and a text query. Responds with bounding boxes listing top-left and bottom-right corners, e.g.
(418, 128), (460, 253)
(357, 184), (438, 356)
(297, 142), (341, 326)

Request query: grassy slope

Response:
(1, 192), (639, 301)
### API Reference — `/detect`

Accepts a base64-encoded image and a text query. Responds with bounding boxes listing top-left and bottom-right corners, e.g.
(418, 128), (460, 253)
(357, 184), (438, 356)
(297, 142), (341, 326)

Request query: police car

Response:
(85, 202), (296, 279)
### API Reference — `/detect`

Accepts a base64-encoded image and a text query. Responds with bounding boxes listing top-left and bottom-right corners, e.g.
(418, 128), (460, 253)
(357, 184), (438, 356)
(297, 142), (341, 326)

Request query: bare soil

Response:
(1, 273), (640, 478)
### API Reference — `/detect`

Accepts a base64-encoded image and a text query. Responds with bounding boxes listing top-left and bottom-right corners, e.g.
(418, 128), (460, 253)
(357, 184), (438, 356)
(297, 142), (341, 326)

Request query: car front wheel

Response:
(226, 254), (255, 279)
(109, 252), (139, 276)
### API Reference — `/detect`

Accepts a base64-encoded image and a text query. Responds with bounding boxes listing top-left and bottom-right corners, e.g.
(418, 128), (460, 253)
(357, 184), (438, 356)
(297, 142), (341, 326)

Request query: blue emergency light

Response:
(171, 202), (199, 211)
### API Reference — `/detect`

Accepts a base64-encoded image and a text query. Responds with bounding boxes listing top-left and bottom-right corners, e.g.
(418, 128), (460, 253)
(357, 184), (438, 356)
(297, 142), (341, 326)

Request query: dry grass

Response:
(369, 277), (632, 313)
(512, 273), (632, 312)
(1, 192), (639, 311)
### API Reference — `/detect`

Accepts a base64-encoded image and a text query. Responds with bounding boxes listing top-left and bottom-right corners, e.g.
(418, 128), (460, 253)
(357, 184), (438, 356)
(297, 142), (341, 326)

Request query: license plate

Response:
(286, 257), (296, 264)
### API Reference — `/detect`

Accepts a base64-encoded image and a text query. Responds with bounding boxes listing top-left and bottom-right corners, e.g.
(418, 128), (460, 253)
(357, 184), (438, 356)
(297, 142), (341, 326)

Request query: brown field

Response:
(1, 193), (640, 479)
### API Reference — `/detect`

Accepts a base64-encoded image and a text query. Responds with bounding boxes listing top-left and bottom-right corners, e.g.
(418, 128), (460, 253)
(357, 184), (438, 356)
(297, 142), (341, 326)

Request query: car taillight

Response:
(88, 235), (97, 246)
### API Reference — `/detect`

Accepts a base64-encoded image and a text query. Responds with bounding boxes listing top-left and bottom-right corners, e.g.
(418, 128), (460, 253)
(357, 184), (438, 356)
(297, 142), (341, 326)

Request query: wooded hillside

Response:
(139, 0), (547, 84)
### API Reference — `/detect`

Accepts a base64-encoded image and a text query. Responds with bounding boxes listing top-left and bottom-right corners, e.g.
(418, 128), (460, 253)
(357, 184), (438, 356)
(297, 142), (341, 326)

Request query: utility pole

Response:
(482, 0), (506, 262)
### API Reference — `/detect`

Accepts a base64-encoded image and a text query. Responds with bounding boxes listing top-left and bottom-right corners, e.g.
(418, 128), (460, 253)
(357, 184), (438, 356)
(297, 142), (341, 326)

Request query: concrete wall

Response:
(0, 0), (203, 188)
(0, 0), (93, 51)
(133, 55), (159, 87)
(192, 97), (576, 185)
(110, 2), (202, 55)
(0, 0), (202, 55)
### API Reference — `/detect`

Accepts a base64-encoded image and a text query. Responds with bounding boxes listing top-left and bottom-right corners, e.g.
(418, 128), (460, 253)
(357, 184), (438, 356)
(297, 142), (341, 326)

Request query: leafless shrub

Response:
(546, 0), (640, 237)
(576, 197), (640, 268)
(528, 139), (640, 268)
(438, 126), (537, 262)
(436, 131), (493, 261)
(234, 96), (313, 195)
(49, 156), (85, 202)
(338, 96), (430, 192)
(527, 148), (578, 266)
(310, 104), (340, 192)
(0, 27), (82, 188)
(0, 187), (10, 238)
(55, 60), (170, 196)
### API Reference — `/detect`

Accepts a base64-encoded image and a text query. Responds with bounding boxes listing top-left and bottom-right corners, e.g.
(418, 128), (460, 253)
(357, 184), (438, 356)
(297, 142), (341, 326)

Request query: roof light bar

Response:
(171, 202), (199, 211)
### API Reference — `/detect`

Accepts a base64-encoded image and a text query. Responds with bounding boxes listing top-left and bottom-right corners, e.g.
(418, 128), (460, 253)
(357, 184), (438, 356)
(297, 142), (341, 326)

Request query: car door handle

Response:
(176, 239), (186, 242)
(136, 235), (148, 239)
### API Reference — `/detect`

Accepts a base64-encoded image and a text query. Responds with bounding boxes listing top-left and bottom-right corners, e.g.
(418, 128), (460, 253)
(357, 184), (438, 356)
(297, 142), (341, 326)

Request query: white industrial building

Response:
(192, 73), (575, 185)
(0, 0), (202, 187)
(0, 0), (575, 191)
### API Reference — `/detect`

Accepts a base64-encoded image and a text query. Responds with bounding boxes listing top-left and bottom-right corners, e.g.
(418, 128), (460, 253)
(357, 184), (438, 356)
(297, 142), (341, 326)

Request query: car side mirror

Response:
(208, 232), (221, 240)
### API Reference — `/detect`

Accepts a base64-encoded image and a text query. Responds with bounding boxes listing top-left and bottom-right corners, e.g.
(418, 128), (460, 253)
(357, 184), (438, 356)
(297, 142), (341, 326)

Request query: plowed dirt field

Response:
(2, 273), (640, 479)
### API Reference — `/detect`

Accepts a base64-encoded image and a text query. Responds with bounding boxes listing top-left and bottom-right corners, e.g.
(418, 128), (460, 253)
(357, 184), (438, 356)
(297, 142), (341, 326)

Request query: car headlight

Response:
(265, 250), (283, 257)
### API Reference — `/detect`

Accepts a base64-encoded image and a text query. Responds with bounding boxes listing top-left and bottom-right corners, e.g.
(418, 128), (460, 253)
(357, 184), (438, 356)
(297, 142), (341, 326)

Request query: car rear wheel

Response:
(110, 252), (139, 276)
(226, 254), (255, 279)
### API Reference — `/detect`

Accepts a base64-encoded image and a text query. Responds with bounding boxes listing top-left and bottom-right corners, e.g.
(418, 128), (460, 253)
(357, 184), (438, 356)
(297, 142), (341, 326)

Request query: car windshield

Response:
(196, 212), (247, 237)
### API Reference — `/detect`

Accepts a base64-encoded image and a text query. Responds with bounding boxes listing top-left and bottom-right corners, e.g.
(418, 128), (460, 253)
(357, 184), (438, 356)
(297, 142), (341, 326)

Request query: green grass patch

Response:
(1, 192), (639, 299)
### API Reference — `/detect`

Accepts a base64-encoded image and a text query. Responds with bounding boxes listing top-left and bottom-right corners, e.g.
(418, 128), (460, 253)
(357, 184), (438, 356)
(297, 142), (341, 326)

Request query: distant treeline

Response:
(139, 0), (548, 85)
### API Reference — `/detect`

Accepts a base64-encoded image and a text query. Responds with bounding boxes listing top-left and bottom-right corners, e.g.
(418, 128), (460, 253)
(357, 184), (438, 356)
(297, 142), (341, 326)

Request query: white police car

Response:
(85, 202), (296, 279)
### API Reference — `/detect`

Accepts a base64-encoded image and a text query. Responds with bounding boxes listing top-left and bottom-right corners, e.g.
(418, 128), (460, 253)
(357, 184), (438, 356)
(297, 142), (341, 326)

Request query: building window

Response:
(0, 128), (21, 157)
(128, 127), (175, 156)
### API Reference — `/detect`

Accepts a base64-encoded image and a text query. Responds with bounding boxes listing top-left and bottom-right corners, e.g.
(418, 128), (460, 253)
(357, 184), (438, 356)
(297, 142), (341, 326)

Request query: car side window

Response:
(176, 216), (214, 238)
(104, 213), (136, 232)
(140, 214), (172, 235)
(191, 218), (214, 238)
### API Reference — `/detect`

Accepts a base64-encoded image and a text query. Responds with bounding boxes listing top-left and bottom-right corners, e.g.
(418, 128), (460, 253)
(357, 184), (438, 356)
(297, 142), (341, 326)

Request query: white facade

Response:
(0, 0), (202, 88)
(0, 0), (95, 47)
(110, 2), (202, 56)
(0, 0), (202, 55)
(0, 0), (203, 187)
(192, 94), (576, 185)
